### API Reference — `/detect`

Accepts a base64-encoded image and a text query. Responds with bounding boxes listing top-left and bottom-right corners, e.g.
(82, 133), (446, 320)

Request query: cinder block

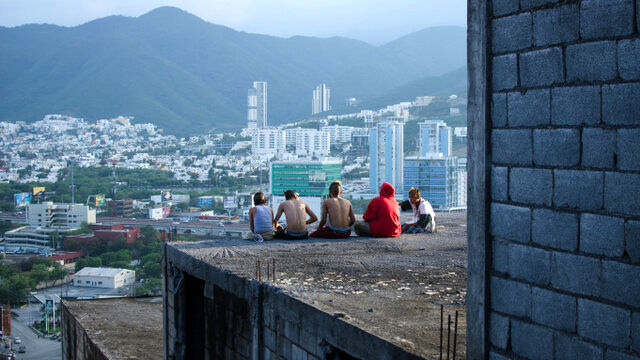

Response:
(618, 39), (640, 80)
(580, 0), (634, 40)
(490, 276), (531, 318)
(492, 166), (508, 202)
(492, 129), (532, 165)
(264, 327), (276, 351)
(532, 209), (578, 251)
(511, 320), (553, 360)
(603, 83), (640, 125)
(553, 170), (603, 211)
(555, 333), (603, 359)
(492, 93), (507, 127)
(490, 312), (509, 349)
(617, 129), (640, 171)
(493, 54), (518, 91)
(604, 172), (640, 216)
(493, 239), (510, 274)
(582, 128), (616, 169)
(533, 129), (580, 167)
(551, 86), (600, 126)
(533, 4), (579, 46)
(490, 203), (531, 243)
(509, 167), (552, 206)
(277, 336), (292, 359)
(291, 344), (308, 360)
(580, 214), (625, 257)
(601, 260), (640, 307)
(551, 252), (601, 297)
(520, 48), (563, 87)
(508, 90), (550, 126)
(492, 0), (519, 16)
(626, 221), (640, 264)
(508, 243), (551, 285)
(284, 320), (300, 344)
(566, 41), (617, 82)
(604, 350), (640, 360)
(299, 330), (320, 356)
(578, 298), (631, 348)
(492, 13), (532, 53)
(521, 0), (559, 9)
(633, 312), (640, 353)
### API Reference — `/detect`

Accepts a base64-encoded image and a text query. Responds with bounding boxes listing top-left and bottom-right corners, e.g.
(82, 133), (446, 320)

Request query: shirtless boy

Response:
(273, 190), (318, 240)
(310, 181), (355, 238)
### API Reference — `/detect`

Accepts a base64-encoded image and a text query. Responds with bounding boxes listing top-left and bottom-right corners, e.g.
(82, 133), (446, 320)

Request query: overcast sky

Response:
(0, 0), (467, 44)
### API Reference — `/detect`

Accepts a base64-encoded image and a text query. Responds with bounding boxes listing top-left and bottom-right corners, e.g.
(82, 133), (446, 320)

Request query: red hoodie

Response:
(363, 182), (401, 237)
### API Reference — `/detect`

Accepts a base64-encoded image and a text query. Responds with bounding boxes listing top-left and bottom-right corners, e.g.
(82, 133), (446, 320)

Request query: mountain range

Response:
(0, 7), (466, 135)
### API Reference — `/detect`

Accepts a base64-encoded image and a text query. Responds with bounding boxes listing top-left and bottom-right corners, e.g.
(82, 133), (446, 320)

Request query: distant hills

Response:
(0, 7), (467, 135)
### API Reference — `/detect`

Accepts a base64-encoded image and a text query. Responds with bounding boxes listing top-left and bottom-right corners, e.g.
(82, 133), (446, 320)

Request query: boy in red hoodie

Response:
(354, 182), (401, 237)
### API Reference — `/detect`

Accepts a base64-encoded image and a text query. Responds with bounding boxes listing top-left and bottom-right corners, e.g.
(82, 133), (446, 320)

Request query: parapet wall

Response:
(163, 243), (423, 360)
(468, 0), (640, 359)
(61, 302), (109, 360)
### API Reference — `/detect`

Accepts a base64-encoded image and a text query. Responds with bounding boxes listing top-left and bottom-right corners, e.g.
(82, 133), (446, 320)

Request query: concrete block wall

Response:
(487, 0), (640, 359)
(163, 244), (423, 360)
(61, 303), (109, 360)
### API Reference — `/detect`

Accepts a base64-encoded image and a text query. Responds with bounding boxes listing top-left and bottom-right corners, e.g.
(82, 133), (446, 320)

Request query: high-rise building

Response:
(312, 84), (331, 115)
(295, 129), (330, 157)
(320, 125), (355, 144)
(270, 159), (342, 217)
(369, 120), (404, 195)
(419, 120), (452, 157)
(248, 81), (267, 128)
(251, 128), (286, 157)
(403, 155), (466, 211)
(27, 201), (96, 229)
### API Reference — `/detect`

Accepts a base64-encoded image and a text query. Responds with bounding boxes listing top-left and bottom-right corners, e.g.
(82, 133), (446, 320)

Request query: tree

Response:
(140, 226), (159, 245)
(142, 262), (162, 278)
(30, 264), (50, 284)
(75, 257), (102, 272)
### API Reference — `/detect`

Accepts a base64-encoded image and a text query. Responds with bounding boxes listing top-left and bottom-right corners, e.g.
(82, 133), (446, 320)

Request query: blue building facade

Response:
(369, 120), (403, 195)
(403, 156), (466, 210)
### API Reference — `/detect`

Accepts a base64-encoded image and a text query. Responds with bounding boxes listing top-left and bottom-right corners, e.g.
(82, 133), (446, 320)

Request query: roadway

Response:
(9, 305), (61, 360)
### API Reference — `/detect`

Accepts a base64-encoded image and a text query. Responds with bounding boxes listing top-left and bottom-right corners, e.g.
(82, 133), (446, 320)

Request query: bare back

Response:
(324, 197), (355, 228)
(278, 199), (311, 232)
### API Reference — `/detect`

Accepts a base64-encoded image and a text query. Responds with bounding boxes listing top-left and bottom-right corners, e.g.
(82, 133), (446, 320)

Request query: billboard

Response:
(223, 196), (236, 209)
(95, 195), (105, 206)
(163, 206), (171, 218)
(161, 191), (172, 201)
(14, 193), (31, 207)
(196, 196), (214, 207)
(33, 186), (46, 196)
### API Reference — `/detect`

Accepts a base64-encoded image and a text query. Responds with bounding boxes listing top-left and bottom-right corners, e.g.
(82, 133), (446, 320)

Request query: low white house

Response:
(73, 267), (135, 289)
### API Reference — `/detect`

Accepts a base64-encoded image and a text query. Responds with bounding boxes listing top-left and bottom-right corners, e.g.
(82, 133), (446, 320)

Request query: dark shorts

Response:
(309, 226), (351, 239)
(274, 228), (309, 240)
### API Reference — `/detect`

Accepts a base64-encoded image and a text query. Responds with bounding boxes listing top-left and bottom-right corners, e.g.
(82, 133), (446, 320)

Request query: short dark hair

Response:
(253, 192), (266, 205)
(284, 190), (296, 200)
(329, 180), (341, 197)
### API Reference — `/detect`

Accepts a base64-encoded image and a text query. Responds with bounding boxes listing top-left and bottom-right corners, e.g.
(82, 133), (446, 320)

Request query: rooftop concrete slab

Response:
(167, 211), (468, 358)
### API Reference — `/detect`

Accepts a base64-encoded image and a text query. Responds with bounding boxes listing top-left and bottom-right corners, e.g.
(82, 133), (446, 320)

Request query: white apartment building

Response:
(414, 96), (436, 106)
(73, 267), (136, 289)
(312, 84), (331, 115)
(320, 125), (354, 143)
(419, 120), (453, 157)
(369, 120), (404, 195)
(251, 127), (286, 157)
(295, 129), (330, 157)
(248, 81), (268, 128)
(27, 202), (96, 229)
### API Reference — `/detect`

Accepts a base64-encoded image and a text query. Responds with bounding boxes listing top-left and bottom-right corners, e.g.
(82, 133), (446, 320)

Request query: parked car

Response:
(13, 337), (20, 344)
(17, 345), (25, 353)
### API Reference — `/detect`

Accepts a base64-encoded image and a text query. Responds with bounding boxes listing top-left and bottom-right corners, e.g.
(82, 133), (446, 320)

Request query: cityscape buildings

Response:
(312, 84), (331, 115)
(419, 120), (452, 157)
(248, 81), (268, 128)
(295, 129), (330, 157)
(251, 127), (286, 157)
(27, 202), (96, 229)
(369, 120), (404, 195)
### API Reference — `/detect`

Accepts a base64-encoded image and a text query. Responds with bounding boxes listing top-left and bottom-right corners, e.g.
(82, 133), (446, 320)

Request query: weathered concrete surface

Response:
(62, 297), (163, 360)
(168, 211), (468, 359)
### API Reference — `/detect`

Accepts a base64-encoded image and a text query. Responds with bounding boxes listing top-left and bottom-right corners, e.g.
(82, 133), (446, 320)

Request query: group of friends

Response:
(248, 181), (436, 242)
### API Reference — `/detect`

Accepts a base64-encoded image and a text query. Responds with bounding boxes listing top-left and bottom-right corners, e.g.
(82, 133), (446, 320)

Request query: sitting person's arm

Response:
(317, 201), (328, 228)
(273, 203), (284, 228)
(414, 213), (432, 229)
(362, 199), (377, 222)
(305, 204), (318, 224)
(398, 200), (412, 212)
(249, 208), (256, 232)
(348, 203), (356, 227)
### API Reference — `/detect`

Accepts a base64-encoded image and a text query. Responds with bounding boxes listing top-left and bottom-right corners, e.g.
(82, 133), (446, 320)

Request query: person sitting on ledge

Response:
(354, 182), (401, 238)
(399, 187), (436, 234)
(310, 180), (355, 239)
(273, 190), (318, 240)
(248, 192), (275, 242)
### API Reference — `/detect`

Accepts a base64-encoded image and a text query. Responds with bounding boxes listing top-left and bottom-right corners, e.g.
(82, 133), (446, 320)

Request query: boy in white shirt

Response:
(399, 187), (436, 233)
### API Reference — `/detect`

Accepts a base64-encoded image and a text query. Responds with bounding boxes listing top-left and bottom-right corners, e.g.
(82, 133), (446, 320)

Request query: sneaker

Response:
(253, 234), (264, 243)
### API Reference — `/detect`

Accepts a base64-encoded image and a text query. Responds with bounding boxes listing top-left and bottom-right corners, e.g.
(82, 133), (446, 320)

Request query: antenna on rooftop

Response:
(112, 159), (117, 200)
(70, 161), (75, 204)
